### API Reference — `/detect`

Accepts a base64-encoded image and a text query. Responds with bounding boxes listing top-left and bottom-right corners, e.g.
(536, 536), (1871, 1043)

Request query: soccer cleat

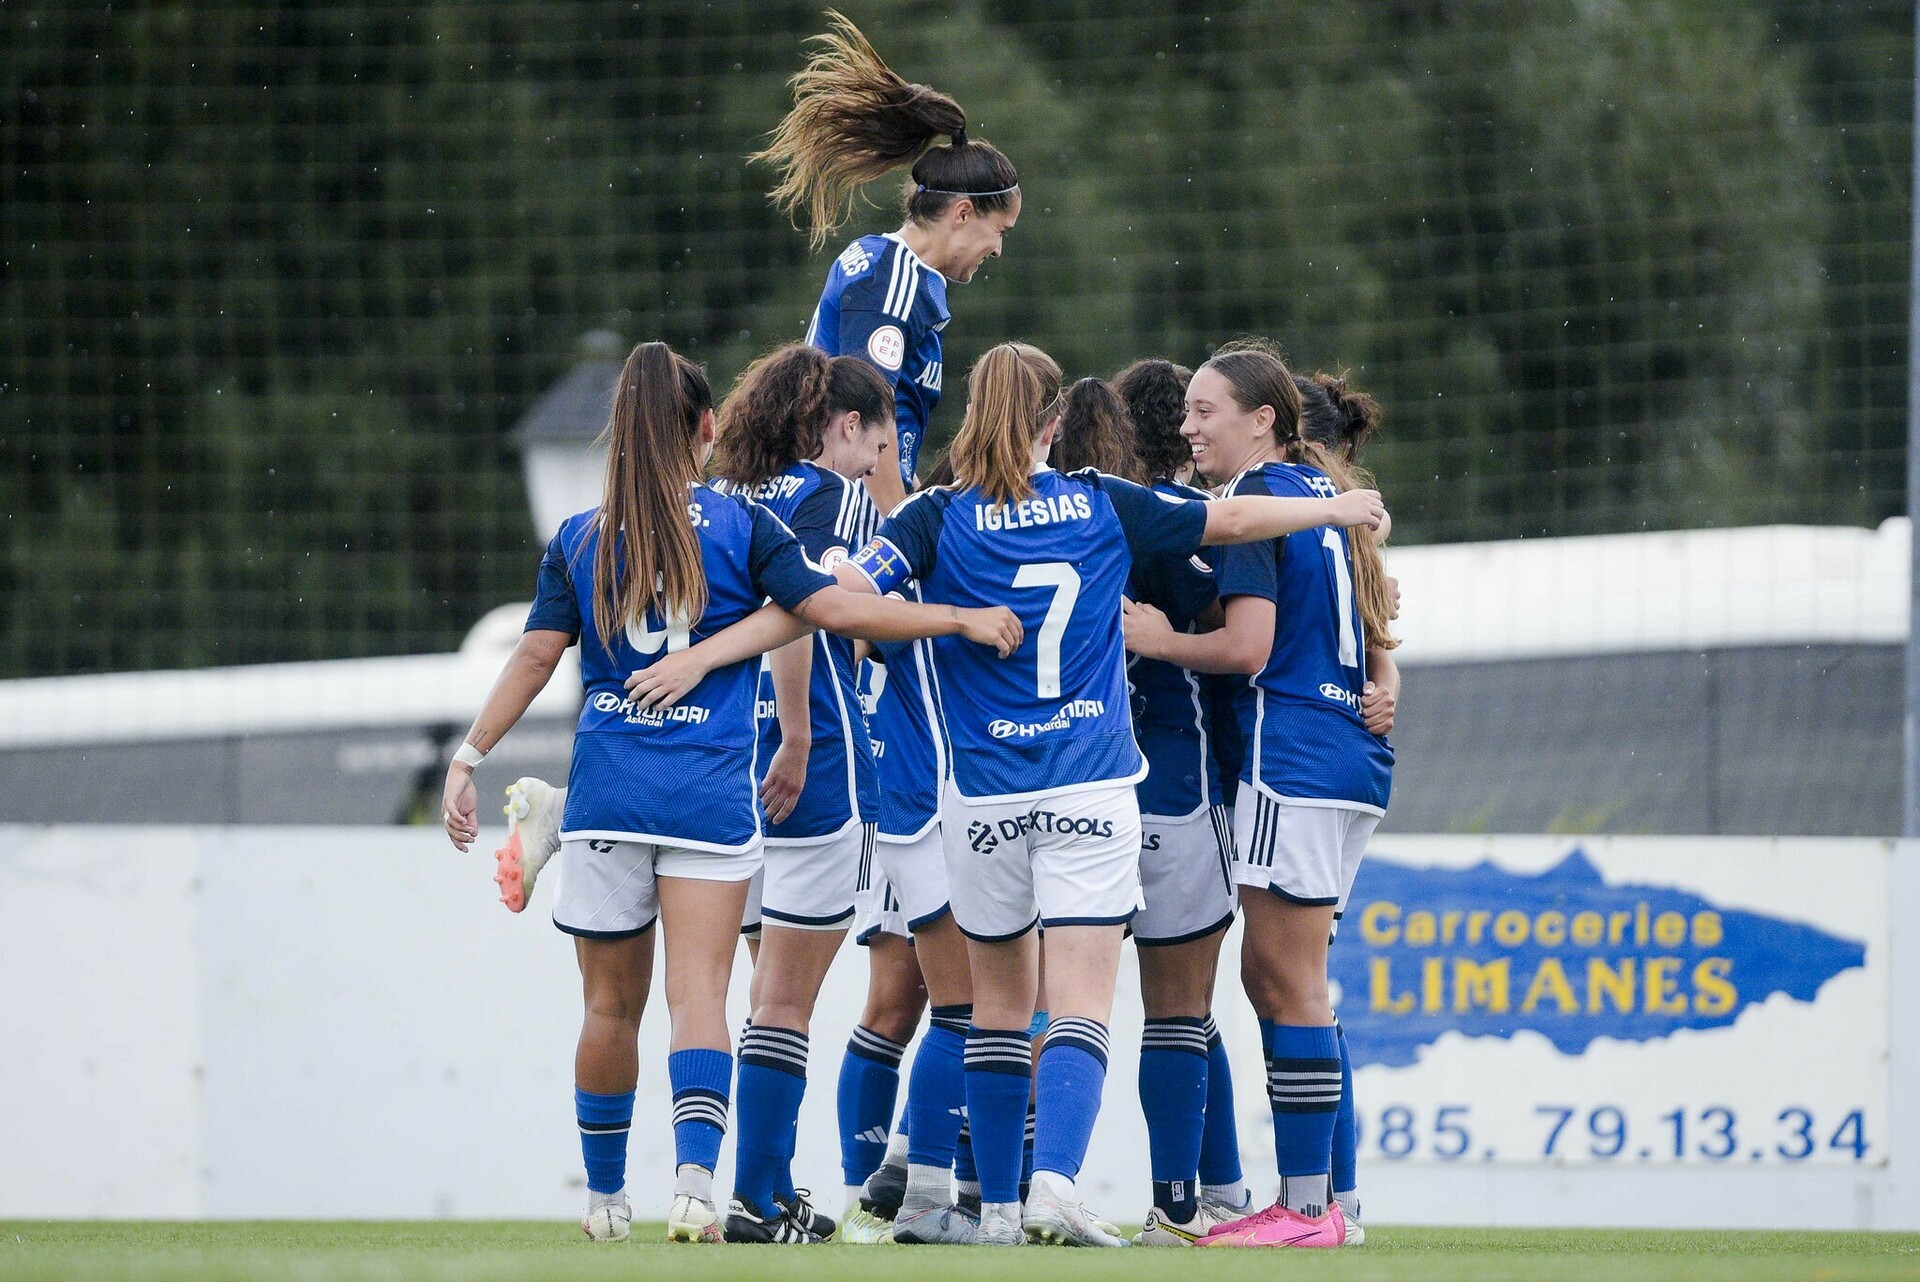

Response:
(1342, 1214), (1366, 1246)
(724, 1196), (818, 1244)
(1131, 1205), (1214, 1246)
(776, 1188), (836, 1241)
(1199, 1188), (1254, 1224)
(860, 1160), (907, 1221)
(975, 1202), (1024, 1246)
(892, 1203), (979, 1245)
(1199, 1199), (1345, 1248)
(495, 777), (563, 912)
(666, 1193), (723, 1243)
(838, 1205), (896, 1244)
(581, 1189), (631, 1242)
(1022, 1189), (1130, 1247)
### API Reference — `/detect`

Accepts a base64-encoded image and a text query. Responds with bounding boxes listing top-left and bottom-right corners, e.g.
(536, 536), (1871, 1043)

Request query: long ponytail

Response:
(1202, 340), (1398, 653)
(753, 10), (1019, 249)
(592, 341), (711, 650)
(949, 342), (1062, 505)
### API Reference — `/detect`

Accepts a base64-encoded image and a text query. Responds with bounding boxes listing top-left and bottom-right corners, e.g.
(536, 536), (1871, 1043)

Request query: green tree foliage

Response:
(1, 0), (1909, 676)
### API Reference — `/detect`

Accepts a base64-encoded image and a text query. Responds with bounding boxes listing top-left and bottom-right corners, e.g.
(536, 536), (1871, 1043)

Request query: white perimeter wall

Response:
(2, 825), (1915, 1228)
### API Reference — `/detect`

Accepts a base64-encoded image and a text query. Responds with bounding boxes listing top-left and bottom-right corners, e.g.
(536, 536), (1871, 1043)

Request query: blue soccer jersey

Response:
(716, 462), (881, 842)
(524, 486), (834, 851)
(1128, 480), (1226, 819)
(866, 592), (948, 841)
(806, 233), (949, 483)
(1214, 463), (1394, 813)
(848, 467), (1209, 803)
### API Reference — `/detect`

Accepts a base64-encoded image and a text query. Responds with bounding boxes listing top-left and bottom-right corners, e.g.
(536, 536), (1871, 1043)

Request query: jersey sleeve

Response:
(833, 250), (916, 379)
(1213, 472), (1282, 603)
(847, 490), (942, 595)
(524, 532), (582, 637)
(747, 502), (837, 612)
(1085, 471), (1210, 562)
(786, 481), (848, 564)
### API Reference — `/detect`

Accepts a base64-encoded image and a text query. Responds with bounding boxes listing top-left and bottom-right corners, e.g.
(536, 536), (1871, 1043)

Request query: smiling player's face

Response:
(1181, 366), (1270, 480)
(944, 192), (1020, 283)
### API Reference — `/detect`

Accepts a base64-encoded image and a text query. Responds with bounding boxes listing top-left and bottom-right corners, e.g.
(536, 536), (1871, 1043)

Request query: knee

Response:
(861, 988), (926, 1045)
(583, 983), (647, 1027)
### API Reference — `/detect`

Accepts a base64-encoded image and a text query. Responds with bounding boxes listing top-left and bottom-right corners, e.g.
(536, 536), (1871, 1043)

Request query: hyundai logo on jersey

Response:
(987, 700), (1106, 740)
(1333, 849), (1866, 1069)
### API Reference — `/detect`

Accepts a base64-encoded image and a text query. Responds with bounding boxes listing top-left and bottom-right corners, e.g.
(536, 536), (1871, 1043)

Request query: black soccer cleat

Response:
(860, 1161), (907, 1221)
(724, 1196), (819, 1244)
(776, 1188), (837, 1242)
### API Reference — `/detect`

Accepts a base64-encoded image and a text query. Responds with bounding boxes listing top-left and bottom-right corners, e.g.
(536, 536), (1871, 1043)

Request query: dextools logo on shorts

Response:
(592, 690), (711, 727)
(970, 811), (1118, 845)
(986, 700), (1106, 740)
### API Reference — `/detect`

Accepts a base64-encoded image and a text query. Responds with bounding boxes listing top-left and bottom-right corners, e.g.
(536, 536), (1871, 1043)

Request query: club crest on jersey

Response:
(867, 324), (907, 370)
(987, 700), (1106, 739)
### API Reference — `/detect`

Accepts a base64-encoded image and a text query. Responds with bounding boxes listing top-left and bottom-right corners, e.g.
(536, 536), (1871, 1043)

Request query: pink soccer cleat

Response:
(1198, 1199), (1345, 1248)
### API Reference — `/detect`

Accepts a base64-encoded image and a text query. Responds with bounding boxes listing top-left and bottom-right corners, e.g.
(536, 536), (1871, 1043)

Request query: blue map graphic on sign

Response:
(1331, 849), (1865, 1069)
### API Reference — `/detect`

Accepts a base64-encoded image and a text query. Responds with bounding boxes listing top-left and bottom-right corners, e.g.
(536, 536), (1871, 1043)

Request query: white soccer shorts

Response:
(553, 837), (760, 939)
(853, 874), (912, 944)
(741, 819), (875, 934)
(940, 782), (1144, 942)
(1232, 787), (1379, 909)
(1135, 805), (1238, 945)
(867, 825), (952, 933)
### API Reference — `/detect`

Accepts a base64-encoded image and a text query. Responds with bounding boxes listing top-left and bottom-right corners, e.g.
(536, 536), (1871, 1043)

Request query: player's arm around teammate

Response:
(438, 341), (1017, 1246)
(830, 343), (1382, 1247)
(1132, 342), (1397, 1249)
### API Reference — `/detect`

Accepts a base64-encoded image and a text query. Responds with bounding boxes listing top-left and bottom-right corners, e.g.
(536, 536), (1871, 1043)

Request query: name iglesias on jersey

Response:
(974, 491), (1095, 532)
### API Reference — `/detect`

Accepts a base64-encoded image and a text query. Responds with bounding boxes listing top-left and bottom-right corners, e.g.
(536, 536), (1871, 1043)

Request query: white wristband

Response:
(453, 742), (487, 769)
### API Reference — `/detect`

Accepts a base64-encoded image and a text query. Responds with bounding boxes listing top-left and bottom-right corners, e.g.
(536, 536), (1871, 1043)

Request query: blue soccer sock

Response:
(575, 1086), (634, 1196)
(1032, 1016), (1109, 1183)
(1199, 1014), (1247, 1198)
(963, 1025), (1033, 1205)
(953, 1120), (979, 1191)
(1139, 1016), (1208, 1221)
(1332, 1022), (1358, 1198)
(734, 1025), (809, 1215)
(1268, 1023), (1342, 1217)
(837, 1025), (907, 1189)
(906, 1005), (969, 1171)
(668, 1048), (731, 1198)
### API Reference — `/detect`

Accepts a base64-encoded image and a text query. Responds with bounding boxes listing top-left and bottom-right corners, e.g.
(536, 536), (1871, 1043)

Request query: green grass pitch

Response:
(3, 1222), (1918, 1282)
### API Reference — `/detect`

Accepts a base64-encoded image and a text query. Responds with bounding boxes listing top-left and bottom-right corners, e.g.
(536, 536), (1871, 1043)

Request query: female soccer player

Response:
(436, 340), (1021, 1246)
(706, 342), (904, 1243)
(1078, 359), (1254, 1245)
(758, 11), (1021, 515)
(834, 342), (1383, 1246)
(1294, 368), (1396, 1245)
(1120, 340), (1397, 1249)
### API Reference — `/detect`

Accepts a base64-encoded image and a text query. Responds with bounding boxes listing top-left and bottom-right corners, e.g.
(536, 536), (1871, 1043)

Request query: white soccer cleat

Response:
(1132, 1205), (1214, 1246)
(495, 777), (563, 912)
(975, 1201), (1024, 1246)
(838, 1205), (896, 1244)
(1022, 1189), (1129, 1247)
(667, 1192), (723, 1243)
(582, 1189), (631, 1241)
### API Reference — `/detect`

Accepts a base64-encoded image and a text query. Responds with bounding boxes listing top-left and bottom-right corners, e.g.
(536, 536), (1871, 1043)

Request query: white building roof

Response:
(0, 520), (1906, 748)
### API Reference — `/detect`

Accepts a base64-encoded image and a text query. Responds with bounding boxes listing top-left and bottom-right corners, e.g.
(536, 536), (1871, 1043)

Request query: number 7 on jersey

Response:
(1012, 561), (1080, 699)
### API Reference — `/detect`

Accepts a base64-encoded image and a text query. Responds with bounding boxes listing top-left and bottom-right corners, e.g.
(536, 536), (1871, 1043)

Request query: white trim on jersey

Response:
(822, 627), (864, 824)
(1245, 776), (1386, 819)
(804, 304), (821, 348)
